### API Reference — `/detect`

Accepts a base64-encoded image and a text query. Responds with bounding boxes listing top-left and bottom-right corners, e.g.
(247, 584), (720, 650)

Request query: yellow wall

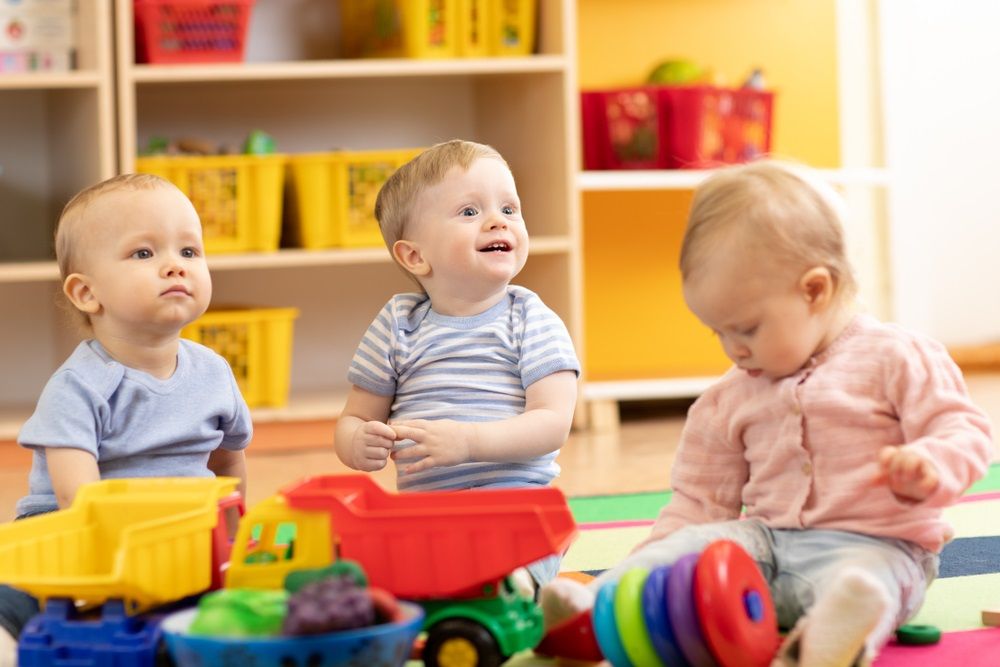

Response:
(579, 0), (841, 380)
(578, 0), (841, 167)
(583, 190), (732, 379)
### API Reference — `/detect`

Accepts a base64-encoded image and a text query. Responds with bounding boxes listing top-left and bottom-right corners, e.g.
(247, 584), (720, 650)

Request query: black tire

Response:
(155, 638), (175, 667)
(423, 618), (503, 667)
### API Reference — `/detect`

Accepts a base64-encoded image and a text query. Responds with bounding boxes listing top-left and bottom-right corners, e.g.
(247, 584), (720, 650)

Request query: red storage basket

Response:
(661, 85), (774, 168)
(581, 86), (670, 170)
(581, 84), (774, 170)
(134, 0), (254, 64)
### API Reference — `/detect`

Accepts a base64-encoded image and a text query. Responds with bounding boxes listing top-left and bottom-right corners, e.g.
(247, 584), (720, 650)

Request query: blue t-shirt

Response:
(348, 285), (580, 491)
(16, 339), (253, 515)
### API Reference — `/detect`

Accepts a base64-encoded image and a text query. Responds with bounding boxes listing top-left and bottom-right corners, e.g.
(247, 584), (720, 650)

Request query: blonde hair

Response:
(55, 173), (179, 280)
(680, 160), (857, 300)
(374, 139), (508, 252)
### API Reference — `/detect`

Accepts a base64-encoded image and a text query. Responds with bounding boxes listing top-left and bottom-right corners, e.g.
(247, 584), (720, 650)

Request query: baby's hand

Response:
(350, 420), (396, 471)
(876, 445), (940, 502)
(389, 419), (473, 474)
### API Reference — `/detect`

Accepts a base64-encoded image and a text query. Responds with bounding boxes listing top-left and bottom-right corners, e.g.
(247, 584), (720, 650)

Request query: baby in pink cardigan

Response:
(543, 161), (993, 666)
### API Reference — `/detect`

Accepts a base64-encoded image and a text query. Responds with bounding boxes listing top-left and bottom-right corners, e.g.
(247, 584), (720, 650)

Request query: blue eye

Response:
(181, 247), (198, 258)
(502, 205), (515, 215)
(131, 248), (152, 259)
(461, 206), (478, 217)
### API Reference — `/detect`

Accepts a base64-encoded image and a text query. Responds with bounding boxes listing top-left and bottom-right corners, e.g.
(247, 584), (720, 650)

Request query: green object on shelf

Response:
(144, 136), (170, 156)
(895, 623), (941, 645)
(244, 130), (276, 155)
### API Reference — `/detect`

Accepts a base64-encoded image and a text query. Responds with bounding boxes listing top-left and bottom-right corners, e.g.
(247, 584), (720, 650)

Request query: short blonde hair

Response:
(55, 173), (178, 280)
(374, 139), (508, 252)
(680, 160), (857, 300)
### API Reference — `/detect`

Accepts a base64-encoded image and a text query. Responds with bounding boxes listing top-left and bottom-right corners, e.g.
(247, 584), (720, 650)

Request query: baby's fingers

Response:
(362, 420), (398, 440)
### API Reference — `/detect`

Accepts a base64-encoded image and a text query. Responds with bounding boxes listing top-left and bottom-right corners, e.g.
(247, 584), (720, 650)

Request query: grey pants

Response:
(591, 519), (938, 651)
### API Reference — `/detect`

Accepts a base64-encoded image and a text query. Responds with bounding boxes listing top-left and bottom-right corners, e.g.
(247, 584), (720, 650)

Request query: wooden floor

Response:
(2, 373), (1000, 522)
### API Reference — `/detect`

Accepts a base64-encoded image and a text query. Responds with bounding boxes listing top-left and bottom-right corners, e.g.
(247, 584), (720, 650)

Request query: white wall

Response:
(879, 0), (1000, 345)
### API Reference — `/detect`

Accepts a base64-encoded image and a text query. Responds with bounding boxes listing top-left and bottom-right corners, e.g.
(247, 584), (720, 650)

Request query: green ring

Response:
(614, 567), (666, 667)
(895, 623), (941, 645)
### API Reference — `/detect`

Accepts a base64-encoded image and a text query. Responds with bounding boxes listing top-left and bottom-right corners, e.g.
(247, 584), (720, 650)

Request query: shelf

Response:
(128, 56), (569, 84)
(0, 262), (59, 283)
(583, 376), (719, 402)
(0, 390), (348, 442)
(578, 167), (891, 191)
(0, 71), (102, 90)
(0, 236), (573, 283)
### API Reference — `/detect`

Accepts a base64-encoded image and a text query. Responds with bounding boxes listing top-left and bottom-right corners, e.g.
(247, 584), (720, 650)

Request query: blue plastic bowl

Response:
(161, 601), (424, 667)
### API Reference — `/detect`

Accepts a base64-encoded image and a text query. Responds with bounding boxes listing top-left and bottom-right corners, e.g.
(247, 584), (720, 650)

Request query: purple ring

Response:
(667, 553), (718, 667)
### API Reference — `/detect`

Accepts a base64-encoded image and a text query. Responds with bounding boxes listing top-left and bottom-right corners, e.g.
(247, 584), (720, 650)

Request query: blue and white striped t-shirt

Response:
(347, 285), (580, 492)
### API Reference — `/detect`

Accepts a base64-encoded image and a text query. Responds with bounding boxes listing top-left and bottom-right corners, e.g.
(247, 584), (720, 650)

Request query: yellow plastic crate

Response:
(458, 0), (536, 56)
(340, 0), (458, 58)
(0, 477), (238, 613)
(182, 307), (299, 408)
(456, 0), (489, 56)
(489, 0), (536, 56)
(286, 148), (422, 249)
(135, 154), (286, 254)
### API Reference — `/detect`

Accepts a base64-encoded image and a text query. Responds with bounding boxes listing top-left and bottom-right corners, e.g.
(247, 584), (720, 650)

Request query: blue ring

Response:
(642, 565), (691, 666)
(593, 580), (635, 667)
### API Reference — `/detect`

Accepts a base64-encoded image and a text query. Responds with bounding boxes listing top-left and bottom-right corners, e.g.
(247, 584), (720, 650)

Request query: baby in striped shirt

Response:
(541, 160), (992, 666)
(335, 140), (581, 593)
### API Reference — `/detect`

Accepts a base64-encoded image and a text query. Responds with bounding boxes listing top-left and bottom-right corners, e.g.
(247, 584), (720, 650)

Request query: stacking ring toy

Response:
(694, 540), (779, 667)
(667, 553), (718, 666)
(538, 540), (780, 667)
(593, 580), (634, 667)
(614, 567), (664, 667)
(641, 565), (688, 667)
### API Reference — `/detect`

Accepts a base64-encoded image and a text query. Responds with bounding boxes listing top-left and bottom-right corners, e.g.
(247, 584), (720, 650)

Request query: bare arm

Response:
(391, 370), (578, 474)
(334, 385), (397, 471)
(46, 448), (100, 509)
(208, 447), (247, 500)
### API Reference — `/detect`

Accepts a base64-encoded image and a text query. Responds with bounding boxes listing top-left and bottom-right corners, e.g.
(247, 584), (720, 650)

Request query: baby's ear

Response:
(799, 266), (834, 308)
(63, 273), (101, 315)
(392, 240), (430, 277)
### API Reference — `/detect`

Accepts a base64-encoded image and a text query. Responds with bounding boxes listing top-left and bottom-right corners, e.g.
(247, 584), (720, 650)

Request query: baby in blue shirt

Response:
(0, 174), (252, 663)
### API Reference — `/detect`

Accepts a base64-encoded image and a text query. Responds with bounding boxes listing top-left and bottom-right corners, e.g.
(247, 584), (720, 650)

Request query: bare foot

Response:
(539, 577), (596, 632)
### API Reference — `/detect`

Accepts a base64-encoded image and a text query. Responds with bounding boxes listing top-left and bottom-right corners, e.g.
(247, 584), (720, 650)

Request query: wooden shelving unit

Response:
(104, 0), (583, 443)
(0, 0), (116, 440)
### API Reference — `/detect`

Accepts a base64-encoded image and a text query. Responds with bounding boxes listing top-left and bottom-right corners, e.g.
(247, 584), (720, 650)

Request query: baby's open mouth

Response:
(479, 241), (511, 252)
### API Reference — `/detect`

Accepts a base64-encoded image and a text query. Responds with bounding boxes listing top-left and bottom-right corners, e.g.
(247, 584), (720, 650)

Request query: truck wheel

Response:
(155, 638), (176, 667)
(423, 619), (503, 667)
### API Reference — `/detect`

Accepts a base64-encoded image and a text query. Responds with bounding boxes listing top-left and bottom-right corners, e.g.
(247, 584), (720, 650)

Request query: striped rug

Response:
(542, 464), (1000, 665)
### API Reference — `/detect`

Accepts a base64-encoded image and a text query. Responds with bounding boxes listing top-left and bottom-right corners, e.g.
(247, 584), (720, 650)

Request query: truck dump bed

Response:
(282, 475), (577, 599)
(0, 477), (238, 612)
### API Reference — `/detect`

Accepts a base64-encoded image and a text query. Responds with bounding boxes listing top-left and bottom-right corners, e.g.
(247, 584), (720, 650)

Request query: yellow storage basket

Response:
(488, 0), (536, 56)
(340, 0), (458, 59)
(286, 148), (422, 249)
(182, 307), (299, 408)
(135, 154), (286, 254)
(458, 0), (536, 56)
